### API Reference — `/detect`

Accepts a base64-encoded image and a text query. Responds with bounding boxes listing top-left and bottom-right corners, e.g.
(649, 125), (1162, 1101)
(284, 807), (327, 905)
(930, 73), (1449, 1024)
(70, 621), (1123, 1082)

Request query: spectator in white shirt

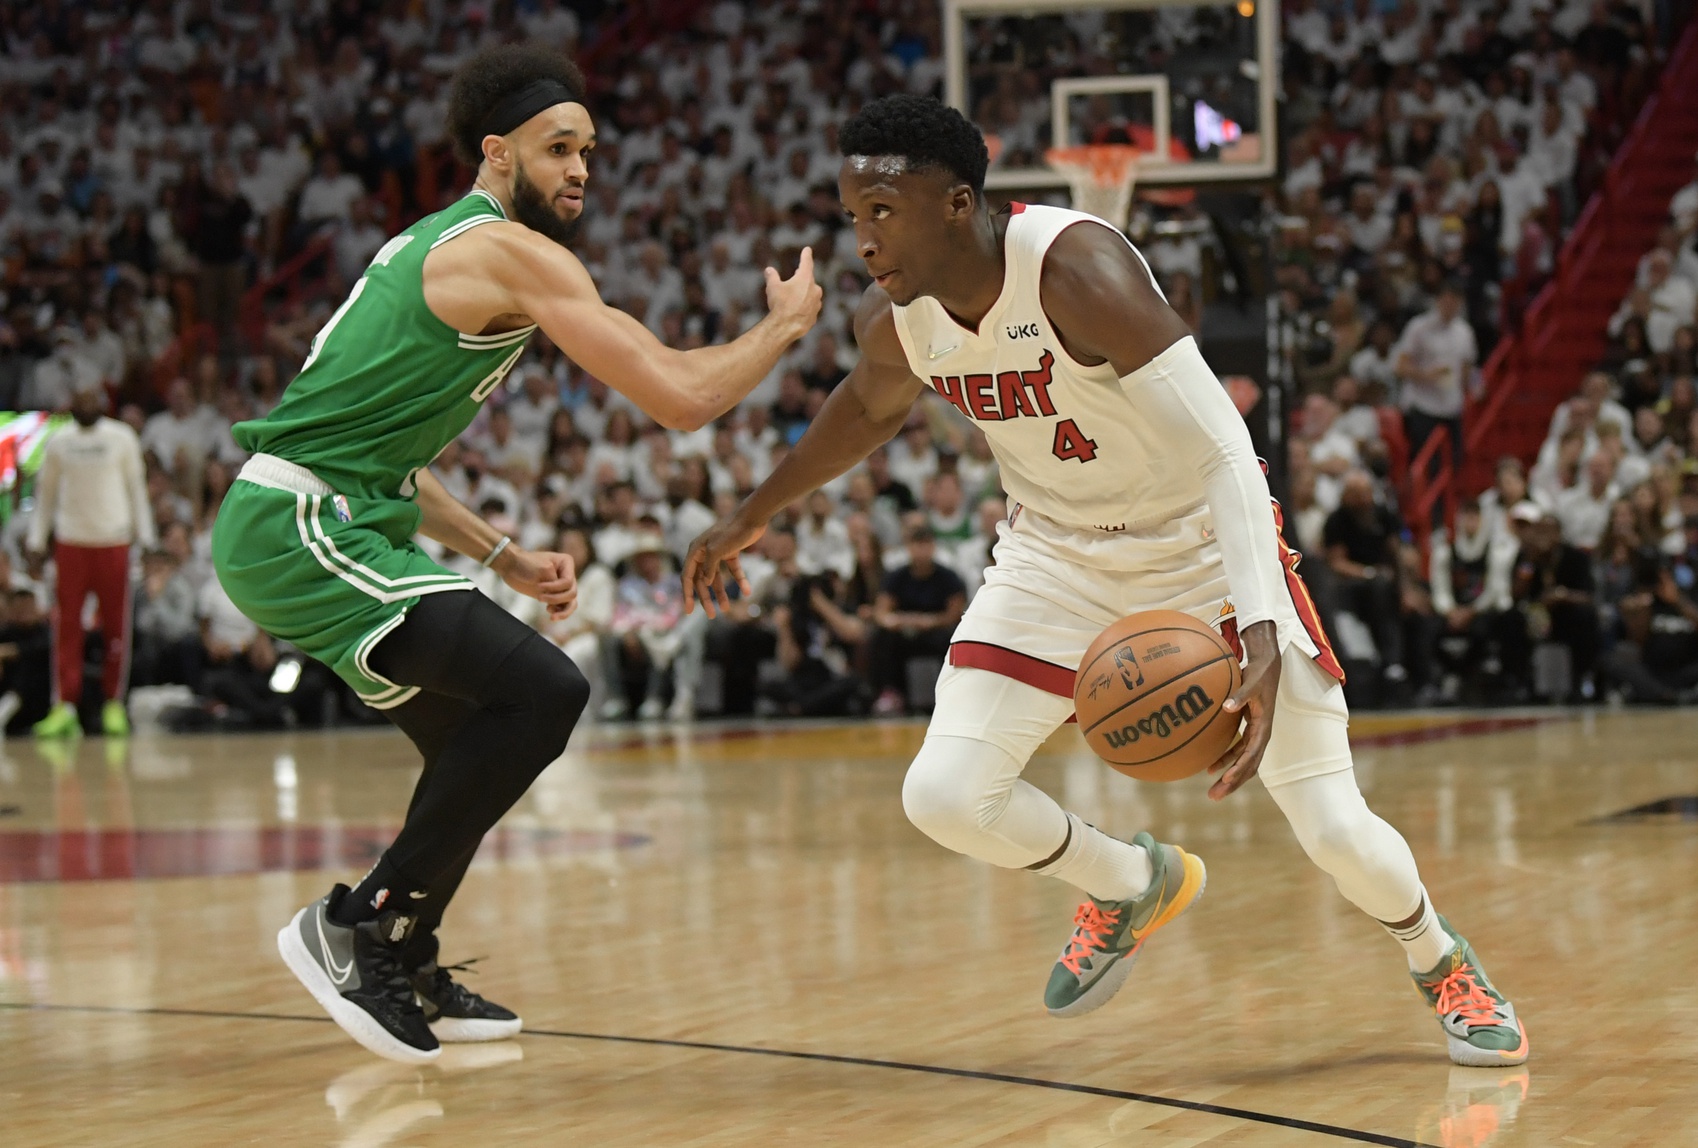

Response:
(521, 0), (580, 50)
(1395, 281), (1479, 476)
(1332, 374), (1385, 448)
(332, 196), (388, 282)
(1610, 250), (1697, 355)
(479, 407), (543, 484)
(26, 384), (155, 738)
(402, 72), (451, 151)
(886, 417), (939, 497)
(506, 365), (560, 458)
(142, 376), (220, 481)
(1349, 319), (1402, 399)
(28, 327), (101, 411)
(1554, 450), (1618, 549)
(457, 447), (524, 520)
(795, 489), (855, 579)
(1526, 101), (1578, 218)
(296, 151), (365, 232)
(1344, 185), (1394, 257)
(1553, 47), (1597, 114)
(1544, 372), (1633, 452)
(1494, 145), (1548, 254)
(77, 309), (127, 392)
(1670, 150), (1698, 237)
(625, 241), (685, 332)
(1303, 395), (1361, 513)
(1635, 226), (1698, 293)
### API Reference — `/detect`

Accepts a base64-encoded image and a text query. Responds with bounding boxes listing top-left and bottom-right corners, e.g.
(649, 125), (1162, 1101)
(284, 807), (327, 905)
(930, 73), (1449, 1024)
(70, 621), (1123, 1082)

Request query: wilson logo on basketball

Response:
(1102, 685), (1216, 749)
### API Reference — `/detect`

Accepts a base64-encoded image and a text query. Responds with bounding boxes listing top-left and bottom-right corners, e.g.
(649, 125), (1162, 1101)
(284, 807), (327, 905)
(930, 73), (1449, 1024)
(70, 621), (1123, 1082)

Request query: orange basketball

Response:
(1073, 610), (1243, 782)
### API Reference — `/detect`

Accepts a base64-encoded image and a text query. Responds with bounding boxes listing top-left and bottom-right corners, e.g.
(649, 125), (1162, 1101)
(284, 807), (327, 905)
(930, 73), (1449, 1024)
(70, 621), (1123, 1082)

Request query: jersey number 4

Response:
(1051, 418), (1098, 463)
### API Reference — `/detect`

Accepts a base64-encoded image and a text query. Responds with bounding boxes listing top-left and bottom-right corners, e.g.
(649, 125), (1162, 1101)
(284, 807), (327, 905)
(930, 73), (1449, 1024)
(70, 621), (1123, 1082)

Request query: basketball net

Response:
(1044, 145), (1140, 233)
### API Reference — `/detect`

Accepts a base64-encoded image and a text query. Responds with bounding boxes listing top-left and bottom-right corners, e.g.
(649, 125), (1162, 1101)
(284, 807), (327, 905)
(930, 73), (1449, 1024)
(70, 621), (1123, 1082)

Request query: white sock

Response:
(1383, 889), (1456, 973)
(1031, 813), (1153, 902)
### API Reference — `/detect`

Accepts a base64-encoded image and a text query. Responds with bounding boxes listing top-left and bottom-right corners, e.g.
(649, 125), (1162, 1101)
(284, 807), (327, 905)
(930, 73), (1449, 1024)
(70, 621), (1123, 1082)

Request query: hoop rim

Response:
(1043, 144), (1142, 188)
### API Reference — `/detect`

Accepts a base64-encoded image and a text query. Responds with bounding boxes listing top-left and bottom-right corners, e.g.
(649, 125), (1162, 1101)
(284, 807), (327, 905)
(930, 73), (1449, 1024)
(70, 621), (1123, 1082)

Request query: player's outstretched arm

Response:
(413, 467), (579, 618)
(431, 226), (821, 431)
(1041, 221), (1288, 801)
(681, 285), (925, 616)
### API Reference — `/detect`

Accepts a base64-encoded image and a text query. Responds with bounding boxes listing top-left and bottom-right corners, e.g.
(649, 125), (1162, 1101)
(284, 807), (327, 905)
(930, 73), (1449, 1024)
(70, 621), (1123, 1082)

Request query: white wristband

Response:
(481, 535), (512, 568)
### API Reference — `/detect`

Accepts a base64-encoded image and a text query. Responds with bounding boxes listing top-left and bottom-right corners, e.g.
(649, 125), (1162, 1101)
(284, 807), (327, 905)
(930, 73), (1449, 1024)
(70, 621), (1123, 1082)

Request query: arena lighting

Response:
(1237, 0), (1255, 17)
(269, 659), (303, 695)
(1194, 100), (1243, 151)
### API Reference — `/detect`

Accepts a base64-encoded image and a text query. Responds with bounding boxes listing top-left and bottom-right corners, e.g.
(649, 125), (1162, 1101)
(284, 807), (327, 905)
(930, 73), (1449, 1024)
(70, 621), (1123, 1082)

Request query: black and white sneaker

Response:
(278, 884), (441, 1064)
(406, 934), (522, 1043)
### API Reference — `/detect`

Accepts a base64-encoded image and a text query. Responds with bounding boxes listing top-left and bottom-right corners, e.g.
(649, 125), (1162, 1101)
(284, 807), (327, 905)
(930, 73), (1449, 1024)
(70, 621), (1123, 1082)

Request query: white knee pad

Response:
(901, 734), (1070, 869)
(1266, 770), (1423, 922)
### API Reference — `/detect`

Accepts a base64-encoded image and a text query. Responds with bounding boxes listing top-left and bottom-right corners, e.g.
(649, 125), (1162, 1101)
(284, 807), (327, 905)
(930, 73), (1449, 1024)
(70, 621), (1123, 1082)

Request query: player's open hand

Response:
(1206, 620), (1281, 801)
(500, 546), (579, 620)
(764, 246), (823, 341)
(682, 515), (767, 618)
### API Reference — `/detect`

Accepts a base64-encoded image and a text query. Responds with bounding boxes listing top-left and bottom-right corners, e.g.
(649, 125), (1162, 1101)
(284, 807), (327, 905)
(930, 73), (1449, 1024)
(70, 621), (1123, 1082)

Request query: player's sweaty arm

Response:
(1042, 221), (1290, 798)
(682, 285), (924, 615)
(427, 226), (821, 432)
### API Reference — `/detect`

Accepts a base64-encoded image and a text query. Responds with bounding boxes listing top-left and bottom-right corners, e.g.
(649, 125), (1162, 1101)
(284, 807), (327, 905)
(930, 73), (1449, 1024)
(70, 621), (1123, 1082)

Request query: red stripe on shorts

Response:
(948, 641), (1078, 721)
(1269, 501), (1346, 683)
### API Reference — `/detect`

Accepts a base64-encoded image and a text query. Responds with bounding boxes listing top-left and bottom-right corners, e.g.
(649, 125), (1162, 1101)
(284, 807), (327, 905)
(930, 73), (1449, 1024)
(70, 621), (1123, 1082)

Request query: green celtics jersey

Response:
(233, 190), (535, 499)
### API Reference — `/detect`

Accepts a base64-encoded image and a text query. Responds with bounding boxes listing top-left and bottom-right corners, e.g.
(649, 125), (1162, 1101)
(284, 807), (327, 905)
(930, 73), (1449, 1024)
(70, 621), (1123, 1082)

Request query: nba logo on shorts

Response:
(332, 494), (352, 522)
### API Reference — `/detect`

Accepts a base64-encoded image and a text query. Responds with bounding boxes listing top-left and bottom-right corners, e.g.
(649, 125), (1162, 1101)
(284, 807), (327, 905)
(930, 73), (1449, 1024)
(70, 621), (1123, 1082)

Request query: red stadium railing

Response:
(239, 233), (334, 350)
(1432, 18), (1698, 510)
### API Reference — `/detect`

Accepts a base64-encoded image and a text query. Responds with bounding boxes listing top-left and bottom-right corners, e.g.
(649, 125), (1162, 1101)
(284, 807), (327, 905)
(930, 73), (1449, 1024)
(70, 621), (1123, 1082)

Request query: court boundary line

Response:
(0, 1001), (1437, 1147)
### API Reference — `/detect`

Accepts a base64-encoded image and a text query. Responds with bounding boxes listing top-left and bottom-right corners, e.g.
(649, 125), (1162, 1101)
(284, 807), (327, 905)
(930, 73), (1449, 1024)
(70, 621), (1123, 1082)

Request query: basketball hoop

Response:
(1044, 145), (1140, 233)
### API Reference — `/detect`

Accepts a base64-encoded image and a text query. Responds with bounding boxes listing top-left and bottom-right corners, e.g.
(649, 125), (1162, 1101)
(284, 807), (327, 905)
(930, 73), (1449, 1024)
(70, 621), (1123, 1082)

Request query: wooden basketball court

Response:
(2, 710), (1694, 1146)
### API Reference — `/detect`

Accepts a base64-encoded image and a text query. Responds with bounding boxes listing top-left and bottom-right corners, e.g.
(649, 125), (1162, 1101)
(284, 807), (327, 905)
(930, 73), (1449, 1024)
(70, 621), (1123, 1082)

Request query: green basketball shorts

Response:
(211, 454), (475, 709)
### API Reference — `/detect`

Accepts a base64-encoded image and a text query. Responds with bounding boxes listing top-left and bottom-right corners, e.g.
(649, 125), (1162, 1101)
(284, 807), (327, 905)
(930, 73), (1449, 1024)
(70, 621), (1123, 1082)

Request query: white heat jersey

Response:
(889, 203), (1204, 533)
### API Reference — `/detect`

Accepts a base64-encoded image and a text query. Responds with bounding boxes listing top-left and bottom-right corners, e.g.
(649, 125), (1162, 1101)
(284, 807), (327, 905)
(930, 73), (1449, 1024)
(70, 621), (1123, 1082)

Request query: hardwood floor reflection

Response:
(1, 709), (1695, 1147)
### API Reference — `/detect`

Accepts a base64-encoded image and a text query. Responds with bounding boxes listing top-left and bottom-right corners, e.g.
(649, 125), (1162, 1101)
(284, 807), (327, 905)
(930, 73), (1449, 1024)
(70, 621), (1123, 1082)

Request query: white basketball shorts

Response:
(928, 501), (1354, 788)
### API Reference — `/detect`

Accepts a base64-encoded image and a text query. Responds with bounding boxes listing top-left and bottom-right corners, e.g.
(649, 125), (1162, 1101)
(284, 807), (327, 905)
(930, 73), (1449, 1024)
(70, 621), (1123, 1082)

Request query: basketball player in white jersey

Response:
(683, 95), (1527, 1067)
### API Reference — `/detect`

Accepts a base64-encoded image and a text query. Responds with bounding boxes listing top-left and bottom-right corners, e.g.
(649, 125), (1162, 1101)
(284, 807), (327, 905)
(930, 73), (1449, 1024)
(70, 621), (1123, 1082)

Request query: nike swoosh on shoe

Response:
(316, 910), (355, 986)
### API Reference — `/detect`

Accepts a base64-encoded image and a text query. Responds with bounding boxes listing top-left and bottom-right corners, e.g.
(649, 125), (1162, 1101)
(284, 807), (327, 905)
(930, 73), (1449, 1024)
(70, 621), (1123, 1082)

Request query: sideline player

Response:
(213, 46), (820, 1063)
(683, 95), (1526, 1067)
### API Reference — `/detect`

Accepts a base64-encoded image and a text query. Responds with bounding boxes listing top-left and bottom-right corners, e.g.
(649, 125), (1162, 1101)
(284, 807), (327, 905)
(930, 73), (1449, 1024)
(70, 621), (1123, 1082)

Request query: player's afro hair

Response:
(446, 44), (588, 167)
(839, 95), (989, 193)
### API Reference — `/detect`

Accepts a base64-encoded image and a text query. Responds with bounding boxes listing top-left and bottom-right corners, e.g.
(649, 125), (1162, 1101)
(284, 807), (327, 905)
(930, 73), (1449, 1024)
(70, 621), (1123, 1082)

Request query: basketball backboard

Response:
(943, 0), (1279, 190)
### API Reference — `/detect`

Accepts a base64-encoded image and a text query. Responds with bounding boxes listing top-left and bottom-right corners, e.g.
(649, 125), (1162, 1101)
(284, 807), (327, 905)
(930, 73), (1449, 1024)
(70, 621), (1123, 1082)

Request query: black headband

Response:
(478, 79), (578, 140)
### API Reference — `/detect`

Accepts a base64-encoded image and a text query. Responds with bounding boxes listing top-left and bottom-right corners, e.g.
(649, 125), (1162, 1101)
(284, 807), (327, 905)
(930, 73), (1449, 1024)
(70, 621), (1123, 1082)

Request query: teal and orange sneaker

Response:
(1412, 918), (1529, 1067)
(1043, 831), (1206, 1018)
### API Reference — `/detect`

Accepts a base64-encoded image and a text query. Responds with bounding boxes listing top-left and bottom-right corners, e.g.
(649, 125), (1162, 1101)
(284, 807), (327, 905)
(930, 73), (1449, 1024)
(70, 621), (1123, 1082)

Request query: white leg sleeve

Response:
(1258, 646), (1424, 922)
(902, 734), (1071, 868)
(902, 665), (1077, 868)
(1264, 768), (1424, 923)
(904, 666), (1153, 899)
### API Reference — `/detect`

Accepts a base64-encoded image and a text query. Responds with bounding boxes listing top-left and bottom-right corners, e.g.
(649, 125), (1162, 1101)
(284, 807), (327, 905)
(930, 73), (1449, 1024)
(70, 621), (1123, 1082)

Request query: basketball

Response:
(1073, 610), (1243, 782)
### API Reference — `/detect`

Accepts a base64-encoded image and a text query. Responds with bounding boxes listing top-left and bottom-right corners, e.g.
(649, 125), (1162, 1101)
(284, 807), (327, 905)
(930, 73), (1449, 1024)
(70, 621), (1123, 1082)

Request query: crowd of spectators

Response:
(0, 0), (1692, 730)
(1284, 140), (1698, 708)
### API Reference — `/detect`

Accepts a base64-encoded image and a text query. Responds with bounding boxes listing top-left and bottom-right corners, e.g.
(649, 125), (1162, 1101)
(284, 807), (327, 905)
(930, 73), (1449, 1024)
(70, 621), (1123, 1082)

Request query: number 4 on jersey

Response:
(1051, 418), (1098, 463)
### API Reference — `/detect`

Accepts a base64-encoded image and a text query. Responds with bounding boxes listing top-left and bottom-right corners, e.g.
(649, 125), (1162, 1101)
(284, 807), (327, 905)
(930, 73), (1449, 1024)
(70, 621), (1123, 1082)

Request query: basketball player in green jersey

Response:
(213, 45), (820, 1064)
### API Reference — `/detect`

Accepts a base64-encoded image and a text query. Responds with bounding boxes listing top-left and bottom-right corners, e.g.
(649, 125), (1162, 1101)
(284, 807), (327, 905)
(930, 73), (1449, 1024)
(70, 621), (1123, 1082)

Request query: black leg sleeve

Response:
(366, 591), (590, 891)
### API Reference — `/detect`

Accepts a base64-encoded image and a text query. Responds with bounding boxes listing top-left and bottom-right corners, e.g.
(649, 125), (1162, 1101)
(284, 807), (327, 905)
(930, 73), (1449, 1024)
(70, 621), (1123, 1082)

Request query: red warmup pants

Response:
(53, 542), (132, 705)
